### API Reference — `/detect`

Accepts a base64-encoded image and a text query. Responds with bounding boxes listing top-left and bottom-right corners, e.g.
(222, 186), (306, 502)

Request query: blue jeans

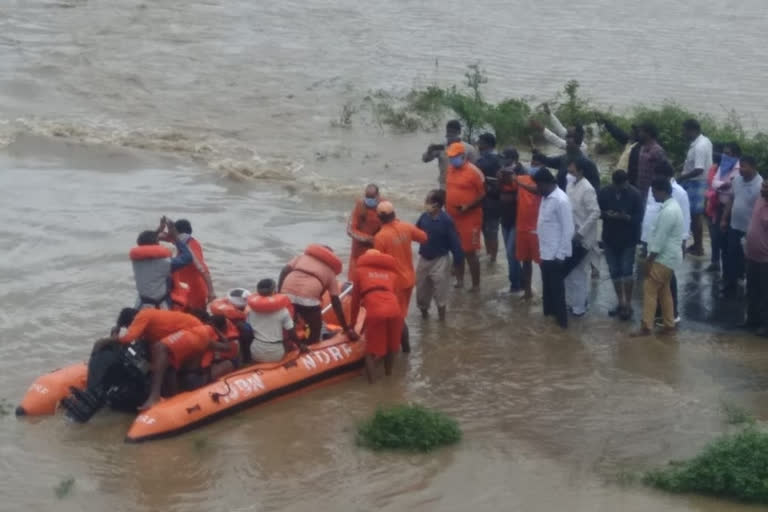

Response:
(502, 225), (522, 290)
(604, 245), (635, 281)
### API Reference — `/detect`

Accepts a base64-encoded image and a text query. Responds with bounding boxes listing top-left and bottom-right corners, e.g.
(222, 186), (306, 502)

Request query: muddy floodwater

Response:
(2, 1), (768, 511)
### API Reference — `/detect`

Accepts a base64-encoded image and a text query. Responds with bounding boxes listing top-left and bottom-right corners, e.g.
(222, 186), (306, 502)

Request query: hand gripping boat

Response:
(17, 285), (366, 442)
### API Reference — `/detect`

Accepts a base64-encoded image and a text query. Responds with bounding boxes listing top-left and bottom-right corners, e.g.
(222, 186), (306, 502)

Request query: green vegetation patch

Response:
(721, 401), (756, 426)
(357, 404), (462, 452)
(347, 63), (768, 173)
(54, 477), (75, 499)
(643, 428), (768, 504)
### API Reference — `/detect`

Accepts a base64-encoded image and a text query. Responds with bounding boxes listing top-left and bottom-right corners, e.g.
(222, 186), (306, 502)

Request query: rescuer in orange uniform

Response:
(373, 201), (427, 353)
(346, 184), (383, 279)
(350, 249), (403, 383)
(445, 142), (486, 289)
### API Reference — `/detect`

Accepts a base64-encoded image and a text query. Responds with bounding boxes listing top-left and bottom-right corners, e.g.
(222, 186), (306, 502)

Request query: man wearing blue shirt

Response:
(415, 189), (464, 320)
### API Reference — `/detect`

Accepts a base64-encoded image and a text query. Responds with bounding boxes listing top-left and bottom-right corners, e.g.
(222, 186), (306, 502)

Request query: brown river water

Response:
(3, 1), (768, 511)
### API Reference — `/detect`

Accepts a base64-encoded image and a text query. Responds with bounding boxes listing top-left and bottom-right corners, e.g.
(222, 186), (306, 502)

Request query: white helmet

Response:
(227, 288), (251, 309)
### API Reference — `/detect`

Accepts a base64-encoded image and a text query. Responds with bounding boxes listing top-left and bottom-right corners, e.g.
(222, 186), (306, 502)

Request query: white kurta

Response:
(565, 177), (601, 315)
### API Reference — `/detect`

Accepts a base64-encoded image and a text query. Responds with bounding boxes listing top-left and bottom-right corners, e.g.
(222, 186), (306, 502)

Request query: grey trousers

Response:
(416, 254), (452, 310)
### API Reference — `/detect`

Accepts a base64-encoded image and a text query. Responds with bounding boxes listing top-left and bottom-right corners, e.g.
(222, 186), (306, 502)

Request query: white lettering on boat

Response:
(300, 344), (353, 370)
(136, 414), (156, 425)
(220, 374), (266, 405)
(314, 351), (331, 365)
(328, 346), (343, 361)
(31, 383), (49, 395)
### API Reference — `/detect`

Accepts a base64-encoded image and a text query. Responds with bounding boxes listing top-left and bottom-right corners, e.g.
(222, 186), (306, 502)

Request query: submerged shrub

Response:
(357, 404), (462, 452)
(643, 428), (768, 503)
(721, 401), (756, 426)
(349, 64), (768, 172)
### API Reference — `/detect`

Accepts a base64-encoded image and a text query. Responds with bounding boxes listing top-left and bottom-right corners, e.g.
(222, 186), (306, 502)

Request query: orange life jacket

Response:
(305, 244), (343, 276)
(174, 237), (210, 311)
(209, 298), (247, 322)
(247, 294), (293, 314)
(129, 245), (172, 261)
(129, 245), (189, 310)
(354, 251), (400, 318)
(356, 251), (398, 296)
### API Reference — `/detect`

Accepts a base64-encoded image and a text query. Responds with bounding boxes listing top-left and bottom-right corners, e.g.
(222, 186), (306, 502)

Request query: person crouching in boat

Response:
(278, 244), (358, 346)
(351, 249), (404, 383)
(161, 219), (216, 315)
(139, 314), (232, 410)
(242, 279), (299, 364)
(93, 307), (203, 353)
(209, 288), (254, 368)
(130, 217), (193, 310)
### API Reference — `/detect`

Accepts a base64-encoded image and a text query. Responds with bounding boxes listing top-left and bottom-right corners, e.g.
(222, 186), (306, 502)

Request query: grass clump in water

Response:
(721, 401), (756, 426)
(54, 477), (75, 499)
(0, 398), (12, 416)
(643, 428), (768, 504)
(357, 404), (461, 452)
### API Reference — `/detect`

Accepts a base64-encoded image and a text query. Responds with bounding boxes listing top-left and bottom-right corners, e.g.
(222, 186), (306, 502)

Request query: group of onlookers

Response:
(404, 116), (768, 336)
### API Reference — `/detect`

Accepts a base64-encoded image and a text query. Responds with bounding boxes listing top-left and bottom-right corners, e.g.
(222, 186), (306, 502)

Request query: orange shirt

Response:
(373, 220), (427, 289)
(347, 199), (382, 245)
(118, 309), (202, 344)
(445, 162), (485, 218)
(515, 175), (542, 233)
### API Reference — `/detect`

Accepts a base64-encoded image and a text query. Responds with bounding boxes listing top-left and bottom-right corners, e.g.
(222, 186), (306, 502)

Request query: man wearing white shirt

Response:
(534, 168), (574, 329)
(678, 119), (713, 256)
(563, 159), (601, 317)
(641, 160), (689, 323)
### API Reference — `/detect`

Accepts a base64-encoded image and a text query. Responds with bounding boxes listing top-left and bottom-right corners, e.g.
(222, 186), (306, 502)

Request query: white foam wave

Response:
(0, 117), (425, 207)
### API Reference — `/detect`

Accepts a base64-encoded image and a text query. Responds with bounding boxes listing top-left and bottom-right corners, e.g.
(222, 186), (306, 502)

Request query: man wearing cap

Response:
(374, 201), (428, 351)
(445, 141), (486, 289)
(534, 167), (574, 328)
(422, 120), (478, 189)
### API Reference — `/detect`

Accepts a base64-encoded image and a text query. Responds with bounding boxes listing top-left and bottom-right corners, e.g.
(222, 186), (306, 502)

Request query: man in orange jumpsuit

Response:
(139, 315), (232, 410)
(350, 249), (403, 383)
(445, 142), (486, 289)
(373, 201), (427, 353)
(346, 184), (383, 279)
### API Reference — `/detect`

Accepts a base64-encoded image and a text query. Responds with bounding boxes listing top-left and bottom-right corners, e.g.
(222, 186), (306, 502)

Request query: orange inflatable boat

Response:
(17, 285), (368, 442)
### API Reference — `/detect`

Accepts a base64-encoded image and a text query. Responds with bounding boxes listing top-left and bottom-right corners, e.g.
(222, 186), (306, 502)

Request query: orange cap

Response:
(365, 249), (381, 256)
(445, 142), (465, 158)
(376, 200), (394, 215)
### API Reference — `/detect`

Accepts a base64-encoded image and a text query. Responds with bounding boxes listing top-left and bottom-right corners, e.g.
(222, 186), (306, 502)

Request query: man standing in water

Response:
(563, 158), (601, 317)
(534, 168), (573, 329)
(475, 133), (503, 264)
(415, 189), (463, 320)
(598, 170), (643, 320)
(374, 201), (427, 352)
(444, 142), (485, 289)
(632, 178), (685, 337)
(346, 184), (382, 279)
(721, 156), (763, 294)
(678, 119), (713, 256)
(422, 120), (478, 189)
(742, 180), (768, 336)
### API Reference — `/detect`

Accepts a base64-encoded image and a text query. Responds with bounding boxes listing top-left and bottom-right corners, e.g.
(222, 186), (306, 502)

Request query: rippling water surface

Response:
(2, 1), (768, 510)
